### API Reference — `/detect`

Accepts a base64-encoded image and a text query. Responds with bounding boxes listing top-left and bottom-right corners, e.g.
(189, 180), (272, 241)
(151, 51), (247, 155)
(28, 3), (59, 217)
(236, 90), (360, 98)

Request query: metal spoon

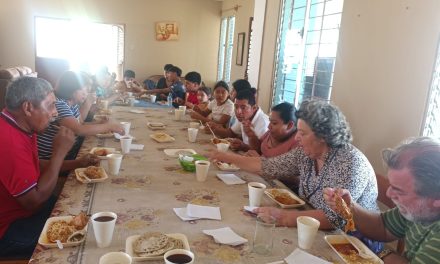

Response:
(55, 240), (64, 249)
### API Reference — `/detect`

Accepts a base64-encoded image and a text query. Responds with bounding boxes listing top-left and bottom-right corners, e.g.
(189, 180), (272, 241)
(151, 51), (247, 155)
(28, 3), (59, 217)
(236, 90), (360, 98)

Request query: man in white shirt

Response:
(209, 89), (269, 152)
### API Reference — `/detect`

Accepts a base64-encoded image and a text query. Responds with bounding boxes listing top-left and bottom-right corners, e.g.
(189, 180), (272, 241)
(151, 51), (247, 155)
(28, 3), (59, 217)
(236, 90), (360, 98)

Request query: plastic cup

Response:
(189, 122), (199, 129)
(99, 252), (132, 264)
(107, 153), (123, 175)
(101, 100), (109, 110)
(150, 95), (157, 103)
(187, 128), (198, 143)
(216, 142), (230, 152)
(195, 160), (210, 182)
(297, 216), (320, 249)
(91, 212), (117, 248)
(120, 136), (133, 154)
(252, 214), (276, 255)
(179, 105), (187, 115)
(164, 249), (194, 264)
(174, 109), (184, 120)
(126, 92), (133, 97)
(128, 97), (135, 106)
(120, 122), (131, 135)
(248, 182), (266, 207)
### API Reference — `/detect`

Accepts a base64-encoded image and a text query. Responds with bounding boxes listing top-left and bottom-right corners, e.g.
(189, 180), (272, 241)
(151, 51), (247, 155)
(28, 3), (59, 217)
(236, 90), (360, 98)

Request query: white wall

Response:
(332, 0), (440, 174)
(0, 0), (222, 85)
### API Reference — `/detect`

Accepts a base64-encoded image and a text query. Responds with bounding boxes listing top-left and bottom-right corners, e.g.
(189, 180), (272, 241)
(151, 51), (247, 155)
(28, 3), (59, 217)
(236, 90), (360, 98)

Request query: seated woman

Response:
(38, 71), (124, 160)
(190, 81), (233, 127)
(114, 69), (143, 94)
(210, 99), (379, 233)
(195, 86), (211, 112)
(247, 102), (299, 157)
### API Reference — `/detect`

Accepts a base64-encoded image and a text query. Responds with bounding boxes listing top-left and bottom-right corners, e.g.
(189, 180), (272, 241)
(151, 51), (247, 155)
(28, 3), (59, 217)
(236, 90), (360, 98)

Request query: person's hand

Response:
(229, 138), (243, 150)
(52, 126), (75, 156)
(190, 111), (203, 120)
(185, 101), (194, 109)
(173, 97), (184, 105)
(245, 150), (260, 157)
(76, 154), (100, 168)
(208, 150), (232, 163)
(253, 207), (289, 227)
(108, 122), (125, 135)
(242, 120), (256, 138)
(86, 92), (97, 105)
(323, 188), (353, 212)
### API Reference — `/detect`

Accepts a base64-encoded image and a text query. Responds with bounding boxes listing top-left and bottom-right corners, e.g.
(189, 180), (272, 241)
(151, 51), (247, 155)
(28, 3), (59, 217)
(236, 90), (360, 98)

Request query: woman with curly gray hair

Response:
(210, 100), (379, 235)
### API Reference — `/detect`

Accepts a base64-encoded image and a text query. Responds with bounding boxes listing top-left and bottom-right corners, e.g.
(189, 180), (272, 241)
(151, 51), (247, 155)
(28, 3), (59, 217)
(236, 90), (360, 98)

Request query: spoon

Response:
(55, 240), (64, 249)
(339, 230), (373, 260)
(205, 123), (217, 139)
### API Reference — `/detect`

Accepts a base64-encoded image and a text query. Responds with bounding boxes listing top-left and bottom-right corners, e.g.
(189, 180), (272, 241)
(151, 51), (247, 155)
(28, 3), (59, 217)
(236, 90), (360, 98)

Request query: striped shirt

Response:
(37, 99), (80, 159)
(382, 208), (440, 263)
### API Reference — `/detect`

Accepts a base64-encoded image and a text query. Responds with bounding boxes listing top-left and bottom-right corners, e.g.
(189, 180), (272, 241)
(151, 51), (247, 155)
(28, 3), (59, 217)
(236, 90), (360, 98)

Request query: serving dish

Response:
(324, 235), (383, 264)
(150, 132), (175, 143)
(89, 147), (116, 159)
(264, 188), (305, 208)
(147, 122), (166, 130)
(75, 167), (109, 183)
(215, 161), (240, 171)
(38, 215), (88, 248)
(163, 149), (197, 158)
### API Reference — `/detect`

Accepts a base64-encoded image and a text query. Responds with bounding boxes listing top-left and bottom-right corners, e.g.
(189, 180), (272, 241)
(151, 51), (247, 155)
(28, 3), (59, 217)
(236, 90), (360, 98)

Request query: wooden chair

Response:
(376, 173), (405, 254)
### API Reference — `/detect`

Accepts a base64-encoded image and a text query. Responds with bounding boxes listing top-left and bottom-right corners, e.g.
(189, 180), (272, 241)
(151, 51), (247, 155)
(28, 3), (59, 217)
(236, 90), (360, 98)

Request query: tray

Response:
(38, 216), (88, 248)
(264, 188), (305, 208)
(125, 233), (190, 261)
(150, 133), (175, 143)
(324, 235), (383, 264)
(163, 149), (197, 158)
(75, 167), (108, 183)
(147, 122), (166, 130)
(211, 138), (230, 145)
(215, 161), (240, 171)
(89, 147), (116, 159)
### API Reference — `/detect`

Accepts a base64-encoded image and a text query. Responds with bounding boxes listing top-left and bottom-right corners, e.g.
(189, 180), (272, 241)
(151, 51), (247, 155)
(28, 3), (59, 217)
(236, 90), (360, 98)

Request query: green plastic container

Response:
(178, 154), (208, 172)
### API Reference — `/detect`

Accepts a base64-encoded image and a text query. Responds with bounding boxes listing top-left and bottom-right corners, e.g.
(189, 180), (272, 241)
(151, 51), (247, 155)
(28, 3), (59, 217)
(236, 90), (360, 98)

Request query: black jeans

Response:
(0, 196), (57, 258)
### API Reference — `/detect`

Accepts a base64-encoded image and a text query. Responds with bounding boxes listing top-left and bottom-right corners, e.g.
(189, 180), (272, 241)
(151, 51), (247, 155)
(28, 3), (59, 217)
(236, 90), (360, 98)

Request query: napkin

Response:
(130, 144), (144, 150)
(129, 109), (146, 114)
(173, 207), (200, 221)
(203, 227), (248, 246)
(217, 173), (246, 185)
(284, 248), (332, 264)
(186, 204), (221, 220)
(243, 206), (259, 215)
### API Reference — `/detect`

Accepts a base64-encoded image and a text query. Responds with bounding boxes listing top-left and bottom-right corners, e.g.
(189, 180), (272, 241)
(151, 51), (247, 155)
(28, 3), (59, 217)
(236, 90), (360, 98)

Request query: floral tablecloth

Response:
(29, 106), (342, 264)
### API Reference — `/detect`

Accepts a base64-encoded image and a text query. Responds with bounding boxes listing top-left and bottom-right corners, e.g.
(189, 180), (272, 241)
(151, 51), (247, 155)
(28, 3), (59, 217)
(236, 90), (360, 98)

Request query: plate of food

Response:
(93, 114), (108, 122)
(96, 132), (114, 138)
(178, 154), (208, 172)
(211, 138), (230, 145)
(264, 188), (305, 208)
(97, 109), (112, 115)
(150, 132), (175, 143)
(75, 166), (108, 183)
(163, 149), (197, 158)
(324, 235), (383, 264)
(89, 147), (116, 159)
(147, 122), (166, 130)
(126, 232), (190, 261)
(215, 161), (240, 171)
(38, 212), (89, 248)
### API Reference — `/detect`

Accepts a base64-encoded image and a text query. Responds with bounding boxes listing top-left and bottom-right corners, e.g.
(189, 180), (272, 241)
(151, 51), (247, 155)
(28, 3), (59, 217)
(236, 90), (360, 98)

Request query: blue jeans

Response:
(0, 196), (57, 258)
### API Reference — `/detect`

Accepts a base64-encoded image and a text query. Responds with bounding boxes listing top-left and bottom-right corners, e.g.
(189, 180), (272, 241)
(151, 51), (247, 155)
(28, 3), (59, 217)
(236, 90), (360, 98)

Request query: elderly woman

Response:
(210, 99), (379, 231)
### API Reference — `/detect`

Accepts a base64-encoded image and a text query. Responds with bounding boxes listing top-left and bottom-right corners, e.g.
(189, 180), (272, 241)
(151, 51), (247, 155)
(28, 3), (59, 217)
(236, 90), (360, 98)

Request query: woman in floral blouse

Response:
(210, 99), (379, 231)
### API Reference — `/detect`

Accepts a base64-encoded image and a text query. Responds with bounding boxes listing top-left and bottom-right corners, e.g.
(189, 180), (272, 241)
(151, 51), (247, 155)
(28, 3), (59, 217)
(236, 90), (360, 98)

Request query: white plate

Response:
(163, 149), (197, 158)
(89, 147), (116, 159)
(215, 161), (240, 171)
(125, 233), (190, 261)
(75, 167), (109, 183)
(150, 133), (175, 143)
(129, 109), (146, 114)
(264, 188), (305, 208)
(324, 235), (383, 264)
(38, 216), (88, 248)
(147, 122), (166, 130)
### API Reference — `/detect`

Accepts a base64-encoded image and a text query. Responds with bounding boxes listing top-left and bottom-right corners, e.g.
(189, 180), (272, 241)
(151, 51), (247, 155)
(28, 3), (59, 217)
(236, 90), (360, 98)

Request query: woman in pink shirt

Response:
(248, 102), (299, 157)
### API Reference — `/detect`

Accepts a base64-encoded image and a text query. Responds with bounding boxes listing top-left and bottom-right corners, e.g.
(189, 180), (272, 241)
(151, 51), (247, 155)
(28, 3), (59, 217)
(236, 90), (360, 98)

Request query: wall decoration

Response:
(155, 22), (179, 41)
(236, 32), (245, 66)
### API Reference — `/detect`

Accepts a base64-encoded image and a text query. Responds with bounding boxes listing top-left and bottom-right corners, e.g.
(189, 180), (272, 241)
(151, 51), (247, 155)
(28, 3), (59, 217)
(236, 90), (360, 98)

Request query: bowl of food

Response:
(178, 154), (207, 172)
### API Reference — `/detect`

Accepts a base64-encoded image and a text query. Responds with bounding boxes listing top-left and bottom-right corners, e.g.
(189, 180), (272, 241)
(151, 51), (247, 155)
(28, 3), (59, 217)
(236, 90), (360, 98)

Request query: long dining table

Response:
(29, 103), (343, 264)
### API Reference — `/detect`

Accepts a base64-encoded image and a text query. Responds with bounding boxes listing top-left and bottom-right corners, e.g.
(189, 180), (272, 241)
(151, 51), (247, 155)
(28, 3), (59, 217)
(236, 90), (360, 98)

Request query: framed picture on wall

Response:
(155, 21), (179, 41)
(236, 32), (245, 66)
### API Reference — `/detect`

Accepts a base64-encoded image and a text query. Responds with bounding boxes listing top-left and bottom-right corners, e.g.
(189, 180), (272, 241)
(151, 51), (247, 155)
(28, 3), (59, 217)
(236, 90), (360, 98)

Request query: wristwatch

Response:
(378, 248), (394, 260)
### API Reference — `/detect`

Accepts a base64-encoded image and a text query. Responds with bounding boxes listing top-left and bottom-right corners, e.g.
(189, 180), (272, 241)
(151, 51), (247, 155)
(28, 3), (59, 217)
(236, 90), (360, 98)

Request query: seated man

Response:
(182, 71), (202, 109)
(209, 88), (269, 152)
(0, 77), (97, 258)
(324, 137), (440, 263)
(114, 69), (143, 94)
(141, 66), (185, 108)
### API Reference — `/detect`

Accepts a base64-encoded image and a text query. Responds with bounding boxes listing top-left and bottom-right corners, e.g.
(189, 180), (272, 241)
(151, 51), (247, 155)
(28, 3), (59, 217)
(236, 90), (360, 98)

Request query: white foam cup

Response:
(120, 122), (131, 135)
(120, 136), (133, 154)
(248, 182), (266, 207)
(297, 216), (320, 249)
(164, 249), (194, 264)
(99, 252), (132, 264)
(107, 153), (123, 175)
(216, 142), (230, 152)
(187, 128), (198, 143)
(91, 212), (117, 248)
(195, 160), (210, 182)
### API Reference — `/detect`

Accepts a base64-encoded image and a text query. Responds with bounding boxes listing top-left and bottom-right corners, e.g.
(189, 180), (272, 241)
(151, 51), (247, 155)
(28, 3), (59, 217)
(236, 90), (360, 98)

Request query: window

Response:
(423, 39), (440, 137)
(35, 17), (124, 74)
(217, 16), (235, 82)
(272, 0), (344, 107)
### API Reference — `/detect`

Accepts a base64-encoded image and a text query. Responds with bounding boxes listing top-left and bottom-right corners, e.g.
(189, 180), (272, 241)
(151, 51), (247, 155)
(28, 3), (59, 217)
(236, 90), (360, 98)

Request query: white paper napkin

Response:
(217, 173), (246, 185)
(243, 206), (259, 214)
(129, 109), (146, 114)
(203, 227), (248, 246)
(173, 208), (200, 221)
(186, 204), (221, 220)
(130, 144), (144, 150)
(284, 248), (332, 264)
